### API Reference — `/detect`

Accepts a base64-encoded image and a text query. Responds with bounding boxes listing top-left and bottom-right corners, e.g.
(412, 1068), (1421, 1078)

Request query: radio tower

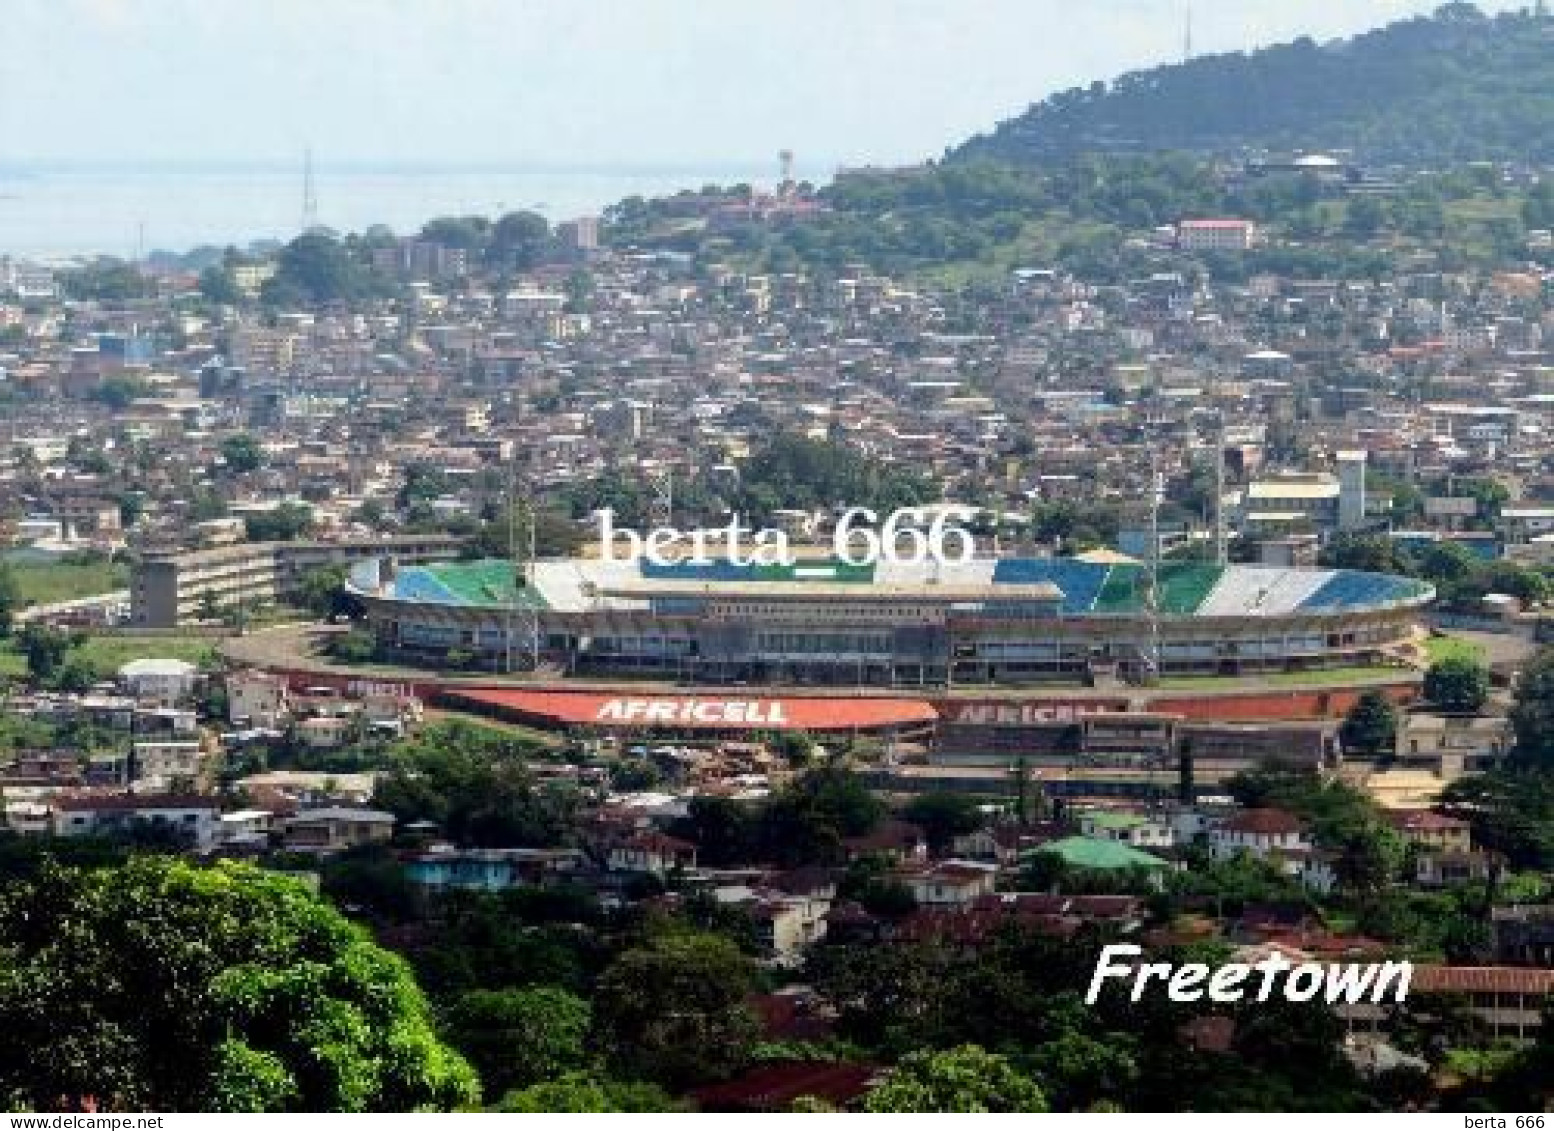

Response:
(301, 146), (319, 232)
(1183, 3), (1193, 61)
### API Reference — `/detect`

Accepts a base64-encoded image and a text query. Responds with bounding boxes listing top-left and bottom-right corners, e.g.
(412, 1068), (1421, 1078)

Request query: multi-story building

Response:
(1177, 219), (1257, 252)
(130, 534), (465, 628)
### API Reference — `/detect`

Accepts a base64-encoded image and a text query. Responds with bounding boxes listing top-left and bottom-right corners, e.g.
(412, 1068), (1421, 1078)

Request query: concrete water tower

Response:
(1338, 450), (1368, 532)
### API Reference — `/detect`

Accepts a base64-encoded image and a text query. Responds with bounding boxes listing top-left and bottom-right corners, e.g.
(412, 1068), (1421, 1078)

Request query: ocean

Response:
(0, 162), (771, 260)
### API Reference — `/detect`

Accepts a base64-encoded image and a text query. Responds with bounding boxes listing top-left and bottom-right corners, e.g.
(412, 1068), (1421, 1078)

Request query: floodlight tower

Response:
(1213, 412), (1228, 566)
(648, 467), (674, 531)
(505, 458), (540, 674)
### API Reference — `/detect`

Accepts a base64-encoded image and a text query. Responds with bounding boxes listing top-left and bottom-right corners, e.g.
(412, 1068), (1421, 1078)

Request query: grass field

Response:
(0, 633), (222, 680)
(6, 558), (129, 606)
(422, 707), (566, 749)
(1422, 634), (1488, 666)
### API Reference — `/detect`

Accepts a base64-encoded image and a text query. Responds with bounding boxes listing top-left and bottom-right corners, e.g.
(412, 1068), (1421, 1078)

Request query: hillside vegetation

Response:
(953, 3), (1554, 166)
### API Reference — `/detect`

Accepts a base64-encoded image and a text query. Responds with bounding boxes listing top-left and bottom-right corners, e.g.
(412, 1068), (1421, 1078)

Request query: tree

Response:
(1438, 770), (1554, 870)
(262, 232), (366, 307)
(592, 931), (758, 1088)
(902, 792), (984, 854)
(244, 502), (314, 543)
(0, 857), (477, 1111)
(756, 766), (886, 866)
(330, 628), (378, 664)
(1340, 690), (1399, 757)
(297, 564), (364, 620)
(490, 210), (551, 270)
(1508, 648), (1554, 768)
(1423, 657), (1490, 714)
(494, 1072), (678, 1113)
(373, 724), (577, 848)
(472, 508), (584, 561)
(863, 1045), (1048, 1113)
(198, 264), (243, 306)
(219, 433), (265, 474)
(0, 560), (19, 636)
(17, 622), (71, 684)
(444, 987), (590, 1097)
(91, 375), (151, 410)
(1319, 534), (1409, 575)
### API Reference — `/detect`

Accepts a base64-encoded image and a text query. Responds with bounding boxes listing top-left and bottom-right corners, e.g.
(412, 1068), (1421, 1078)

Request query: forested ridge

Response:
(953, 4), (1554, 165)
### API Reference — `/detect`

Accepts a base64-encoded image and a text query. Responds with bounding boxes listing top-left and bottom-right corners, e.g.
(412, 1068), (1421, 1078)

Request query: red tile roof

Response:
(1219, 807), (1304, 835)
(689, 1061), (879, 1112)
(1410, 966), (1554, 995)
(1387, 809), (1469, 833)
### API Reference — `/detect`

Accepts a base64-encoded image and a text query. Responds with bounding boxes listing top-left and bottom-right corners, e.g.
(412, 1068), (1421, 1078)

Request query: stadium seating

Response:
(1298, 571), (1422, 611)
(393, 569), (462, 605)
(1093, 564), (1145, 612)
(993, 559), (1109, 613)
(1155, 564), (1224, 614)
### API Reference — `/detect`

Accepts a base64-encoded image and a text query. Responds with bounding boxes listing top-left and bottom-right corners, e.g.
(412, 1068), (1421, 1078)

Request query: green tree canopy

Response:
(493, 1072), (678, 1113)
(1423, 656), (1491, 714)
(373, 722), (577, 848)
(0, 561), (19, 636)
(902, 792), (985, 855)
(1340, 690), (1400, 756)
(0, 857), (477, 1111)
(219, 433), (266, 474)
(444, 986), (590, 1098)
(592, 930), (758, 1088)
(1509, 647), (1554, 768)
(864, 1044), (1049, 1113)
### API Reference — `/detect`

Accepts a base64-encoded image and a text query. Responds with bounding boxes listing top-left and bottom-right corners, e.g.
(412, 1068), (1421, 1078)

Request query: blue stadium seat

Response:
(393, 569), (463, 605)
(993, 559), (1108, 613)
(1298, 571), (1418, 611)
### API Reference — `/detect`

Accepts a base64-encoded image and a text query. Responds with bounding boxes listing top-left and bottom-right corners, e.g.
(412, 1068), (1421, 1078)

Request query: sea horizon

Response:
(0, 158), (816, 260)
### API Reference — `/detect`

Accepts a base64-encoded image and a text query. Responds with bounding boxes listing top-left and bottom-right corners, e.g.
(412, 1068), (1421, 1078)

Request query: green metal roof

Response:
(1029, 836), (1168, 871)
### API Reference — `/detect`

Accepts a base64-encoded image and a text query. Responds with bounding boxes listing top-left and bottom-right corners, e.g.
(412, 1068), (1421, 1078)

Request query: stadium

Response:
(347, 555), (1434, 687)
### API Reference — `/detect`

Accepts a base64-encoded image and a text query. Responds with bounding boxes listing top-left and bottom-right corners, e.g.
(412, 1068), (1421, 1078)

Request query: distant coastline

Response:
(0, 159), (791, 259)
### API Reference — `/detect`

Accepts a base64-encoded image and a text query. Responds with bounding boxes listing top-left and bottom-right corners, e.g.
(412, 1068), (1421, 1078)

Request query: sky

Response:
(0, 0), (1530, 175)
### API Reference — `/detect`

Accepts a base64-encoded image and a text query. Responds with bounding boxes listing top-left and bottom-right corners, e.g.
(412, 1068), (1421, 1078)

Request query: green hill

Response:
(953, 3), (1554, 166)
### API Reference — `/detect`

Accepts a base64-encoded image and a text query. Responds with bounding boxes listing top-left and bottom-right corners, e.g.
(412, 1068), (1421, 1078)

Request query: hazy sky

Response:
(0, 0), (1528, 174)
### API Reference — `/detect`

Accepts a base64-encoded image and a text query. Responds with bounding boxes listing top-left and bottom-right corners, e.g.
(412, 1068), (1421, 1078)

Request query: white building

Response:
(1210, 808), (1310, 860)
(226, 669), (291, 728)
(52, 795), (221, 851)
(118, 658), (199, 706)
(131, 740), (204, 788)
(1177, 219), (1257, 252)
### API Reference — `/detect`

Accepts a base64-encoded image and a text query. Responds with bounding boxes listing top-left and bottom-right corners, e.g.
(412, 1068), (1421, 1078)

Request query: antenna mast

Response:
(301, 146), (319, 232)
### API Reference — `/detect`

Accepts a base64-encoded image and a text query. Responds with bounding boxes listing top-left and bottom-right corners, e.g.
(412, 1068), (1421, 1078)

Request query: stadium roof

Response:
(444, 689), (940, 732)
(364, 557), (1432, 619)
